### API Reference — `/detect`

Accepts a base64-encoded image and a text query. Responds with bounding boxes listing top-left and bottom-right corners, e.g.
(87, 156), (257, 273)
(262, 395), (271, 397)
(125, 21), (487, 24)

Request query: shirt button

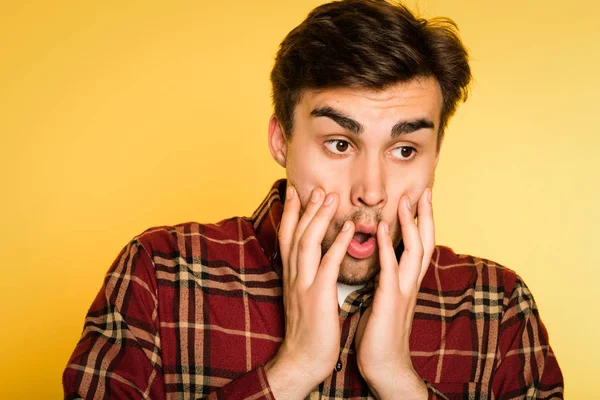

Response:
(335, 360), (342, 371)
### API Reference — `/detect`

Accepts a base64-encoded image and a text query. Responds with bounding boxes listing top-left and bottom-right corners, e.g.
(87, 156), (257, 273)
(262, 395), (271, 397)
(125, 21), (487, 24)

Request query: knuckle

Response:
(290, 236), (300, 251)
(297, 237), (310, 253)
(305, 199), (320, 214)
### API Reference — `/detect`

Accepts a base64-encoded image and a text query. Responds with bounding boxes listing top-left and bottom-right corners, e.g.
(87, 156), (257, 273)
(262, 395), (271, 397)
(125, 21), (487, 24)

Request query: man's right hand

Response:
(264, 185), (355, 399)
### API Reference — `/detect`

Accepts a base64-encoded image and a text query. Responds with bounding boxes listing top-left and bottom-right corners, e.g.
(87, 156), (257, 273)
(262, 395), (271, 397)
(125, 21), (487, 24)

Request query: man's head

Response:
(268, 0), (471, 284)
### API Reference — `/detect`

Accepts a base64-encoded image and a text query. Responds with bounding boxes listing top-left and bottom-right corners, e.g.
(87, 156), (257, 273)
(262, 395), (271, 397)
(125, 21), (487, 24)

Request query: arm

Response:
(491, 279), (564, 399)
(354, 190), (563, 399)
(264, 186), (356, 399)
(422, 276), (563, 399)
(63, 241), (165, 399)
(63, 241), (278, 400)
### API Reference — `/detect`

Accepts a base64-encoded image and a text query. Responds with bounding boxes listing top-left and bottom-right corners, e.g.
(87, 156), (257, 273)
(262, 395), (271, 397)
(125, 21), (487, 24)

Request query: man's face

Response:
(270, 77), (443, 284)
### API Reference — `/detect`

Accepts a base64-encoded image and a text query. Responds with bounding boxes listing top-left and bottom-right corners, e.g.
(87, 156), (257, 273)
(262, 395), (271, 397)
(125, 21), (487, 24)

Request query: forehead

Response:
(297, 77), (443, 126)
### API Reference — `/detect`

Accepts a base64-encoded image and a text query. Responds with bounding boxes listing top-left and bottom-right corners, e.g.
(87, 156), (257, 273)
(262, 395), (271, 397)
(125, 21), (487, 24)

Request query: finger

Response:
(416, 188), (435, 284)
(289, 188), (326, 282)
(315, 220), (355, 287)
(278, 184), (301, 283)
(397, 195), (424, 293)
(373, 273), (380, 293)
(296, 192), (340, 285)
(375, 220), (399, 294)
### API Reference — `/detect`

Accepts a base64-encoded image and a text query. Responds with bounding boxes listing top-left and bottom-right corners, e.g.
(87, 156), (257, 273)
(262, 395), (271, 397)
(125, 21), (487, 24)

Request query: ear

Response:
(268, 115), (287, 168)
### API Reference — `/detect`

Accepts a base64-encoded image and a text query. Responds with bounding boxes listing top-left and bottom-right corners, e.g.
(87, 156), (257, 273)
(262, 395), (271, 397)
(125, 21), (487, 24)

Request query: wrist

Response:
(264, 351), (324, 399)
(364, 365), (427, 400)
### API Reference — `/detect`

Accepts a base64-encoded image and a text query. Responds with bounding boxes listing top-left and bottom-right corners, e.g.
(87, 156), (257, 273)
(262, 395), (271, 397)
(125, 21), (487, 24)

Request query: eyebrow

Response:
(391, 119), (435, 137)
(310, 106), (435, 138)
(311, 106), (362, 134)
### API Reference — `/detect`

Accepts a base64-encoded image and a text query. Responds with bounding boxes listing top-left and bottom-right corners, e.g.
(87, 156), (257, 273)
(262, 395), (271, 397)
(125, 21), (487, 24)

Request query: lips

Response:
(347, 224), (377, 259)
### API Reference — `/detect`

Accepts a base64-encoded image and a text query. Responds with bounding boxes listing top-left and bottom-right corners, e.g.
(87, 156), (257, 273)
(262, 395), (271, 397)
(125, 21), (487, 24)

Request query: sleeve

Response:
(491, 278), (564, 399)
(63, 240), (276, 400)
(424, 380), (449, 400)
(204, 366), (275, 400)
(63, 241), (166, 399)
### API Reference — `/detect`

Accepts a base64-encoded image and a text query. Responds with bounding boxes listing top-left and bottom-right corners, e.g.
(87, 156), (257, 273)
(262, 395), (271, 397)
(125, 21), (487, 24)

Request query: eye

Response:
(390, 146), (417, 161)
(324, 139), (354, 155)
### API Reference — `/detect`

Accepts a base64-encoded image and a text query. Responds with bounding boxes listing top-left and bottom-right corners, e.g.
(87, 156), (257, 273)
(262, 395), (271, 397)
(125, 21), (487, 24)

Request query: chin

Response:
(337, 254), (380, 285)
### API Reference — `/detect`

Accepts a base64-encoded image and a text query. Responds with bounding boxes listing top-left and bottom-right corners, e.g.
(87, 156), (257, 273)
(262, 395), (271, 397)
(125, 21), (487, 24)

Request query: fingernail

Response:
(427, 189), (432, 204)
(382, 221), (389, 234)
(311, 189), (322, 203)
(324, 193), (334, 206)
(286, 186), (295, 200)
(405, 197), (412, 211)
(342, 221), (351, 231)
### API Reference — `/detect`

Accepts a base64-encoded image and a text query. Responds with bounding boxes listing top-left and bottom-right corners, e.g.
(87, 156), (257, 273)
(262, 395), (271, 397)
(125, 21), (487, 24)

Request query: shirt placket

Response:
(308, 288), (374, 399)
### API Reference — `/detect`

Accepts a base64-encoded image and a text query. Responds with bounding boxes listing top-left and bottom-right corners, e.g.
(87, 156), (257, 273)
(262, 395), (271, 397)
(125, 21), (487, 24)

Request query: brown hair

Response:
(270, 0), (472, 147)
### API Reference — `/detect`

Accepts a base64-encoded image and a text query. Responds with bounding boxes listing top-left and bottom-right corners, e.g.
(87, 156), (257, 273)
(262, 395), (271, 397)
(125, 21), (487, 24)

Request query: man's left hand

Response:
(354, 188), (435, 400)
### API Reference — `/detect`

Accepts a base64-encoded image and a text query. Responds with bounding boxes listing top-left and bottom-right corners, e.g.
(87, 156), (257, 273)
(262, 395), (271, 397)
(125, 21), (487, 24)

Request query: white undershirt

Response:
(336, 282), (366, 307)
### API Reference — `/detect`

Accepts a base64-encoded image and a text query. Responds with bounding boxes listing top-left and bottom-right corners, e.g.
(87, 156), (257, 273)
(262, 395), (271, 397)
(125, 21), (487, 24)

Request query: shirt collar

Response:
(251, 179), (287, 277)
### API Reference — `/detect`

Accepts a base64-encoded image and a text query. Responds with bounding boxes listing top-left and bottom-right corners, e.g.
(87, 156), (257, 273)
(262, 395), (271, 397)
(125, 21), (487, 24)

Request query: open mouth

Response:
(347, 226), (377, 259)
(353, 232), (373, 244)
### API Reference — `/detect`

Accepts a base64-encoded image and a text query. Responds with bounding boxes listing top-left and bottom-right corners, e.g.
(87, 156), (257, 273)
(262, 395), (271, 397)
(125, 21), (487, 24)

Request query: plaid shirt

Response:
(64, 180), (563, 399)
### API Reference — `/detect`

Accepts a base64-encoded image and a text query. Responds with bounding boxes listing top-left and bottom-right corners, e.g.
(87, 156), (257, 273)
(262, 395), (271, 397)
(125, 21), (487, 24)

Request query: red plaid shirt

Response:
(64, 180), (563, 399)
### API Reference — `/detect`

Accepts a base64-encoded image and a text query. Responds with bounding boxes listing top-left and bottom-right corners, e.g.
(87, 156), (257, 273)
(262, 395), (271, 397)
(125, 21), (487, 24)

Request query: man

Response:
(63, 0), (563, 398)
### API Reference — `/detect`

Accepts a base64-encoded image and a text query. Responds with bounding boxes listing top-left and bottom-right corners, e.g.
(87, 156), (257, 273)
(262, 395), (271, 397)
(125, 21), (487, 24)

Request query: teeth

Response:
(353, 232), (370, 244)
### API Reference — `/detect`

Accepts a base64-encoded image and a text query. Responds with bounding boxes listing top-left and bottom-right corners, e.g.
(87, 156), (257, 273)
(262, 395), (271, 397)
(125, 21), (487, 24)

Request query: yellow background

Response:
(1, 0), (598, 397)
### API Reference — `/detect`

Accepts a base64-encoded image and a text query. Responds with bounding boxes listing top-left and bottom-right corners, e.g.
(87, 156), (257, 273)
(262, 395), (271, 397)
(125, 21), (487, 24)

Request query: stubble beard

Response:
(320, 210), (400, 285)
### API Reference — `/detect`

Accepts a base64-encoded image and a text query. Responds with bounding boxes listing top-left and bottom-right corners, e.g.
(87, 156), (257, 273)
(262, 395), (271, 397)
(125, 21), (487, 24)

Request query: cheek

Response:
(286, 159), (350, 205)
(285, 152), (319, 207)
(385, 177), (422, 209)
(384, 167), (434, 222)
(392, 160), (435, 201)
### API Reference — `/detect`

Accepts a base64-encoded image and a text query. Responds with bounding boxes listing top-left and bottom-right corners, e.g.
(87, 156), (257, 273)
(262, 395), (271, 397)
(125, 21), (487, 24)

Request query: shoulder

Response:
(428, 245), (533, 307)
(131, 217), (250, 253)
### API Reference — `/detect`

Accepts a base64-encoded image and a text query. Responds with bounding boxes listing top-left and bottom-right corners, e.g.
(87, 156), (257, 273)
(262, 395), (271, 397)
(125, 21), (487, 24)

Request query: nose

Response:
(351, 154), (387, 209)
